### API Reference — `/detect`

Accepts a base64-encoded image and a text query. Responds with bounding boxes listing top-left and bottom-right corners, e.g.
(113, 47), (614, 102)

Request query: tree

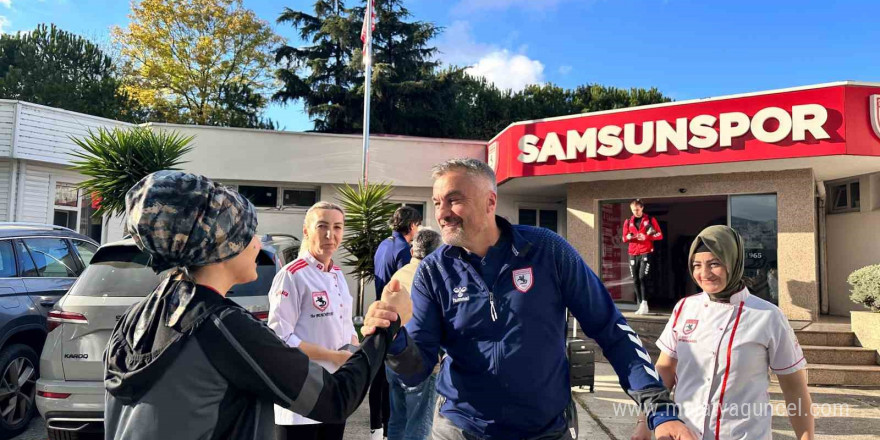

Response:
(69, 127), (194, 218)
(273, 0), (441, 133)
(0, 24), (143, 122)
(273, 0), (361, 132)
(113, 0), (283, 128)
(336, 182), (397, 317)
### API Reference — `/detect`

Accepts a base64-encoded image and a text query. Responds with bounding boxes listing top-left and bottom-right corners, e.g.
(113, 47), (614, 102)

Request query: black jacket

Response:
(104, 279), (396, 439)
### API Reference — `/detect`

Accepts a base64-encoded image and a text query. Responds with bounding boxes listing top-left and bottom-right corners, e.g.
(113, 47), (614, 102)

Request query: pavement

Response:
(16, 362), (880, 439)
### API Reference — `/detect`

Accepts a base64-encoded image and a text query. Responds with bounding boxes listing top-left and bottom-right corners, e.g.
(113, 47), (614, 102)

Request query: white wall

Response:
(0, 160), (10, 221)
(0, 102), (15, 157)
(151, 124), (486, 188)
(826, 172), (880, 316)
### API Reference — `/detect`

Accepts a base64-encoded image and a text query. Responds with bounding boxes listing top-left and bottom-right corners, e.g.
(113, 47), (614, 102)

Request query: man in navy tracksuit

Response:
(363, 159), (695, 440)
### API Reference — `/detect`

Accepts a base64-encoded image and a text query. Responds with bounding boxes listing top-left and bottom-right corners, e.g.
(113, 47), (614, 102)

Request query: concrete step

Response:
(797, 363), (880, 386)
(801, 345), (879, 366)
(795, 330), (855, 346)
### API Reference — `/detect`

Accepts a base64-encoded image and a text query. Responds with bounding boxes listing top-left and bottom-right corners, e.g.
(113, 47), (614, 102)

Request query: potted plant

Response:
(336, 182), (396, 321)
(849, 264), (880, 353)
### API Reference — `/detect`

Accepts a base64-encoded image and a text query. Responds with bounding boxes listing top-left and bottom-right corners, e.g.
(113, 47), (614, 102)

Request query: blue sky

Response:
(3, 0), (880, 135)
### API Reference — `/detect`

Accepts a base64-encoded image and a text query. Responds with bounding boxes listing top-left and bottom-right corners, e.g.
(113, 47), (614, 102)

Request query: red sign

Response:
(489, 84), (880, 184)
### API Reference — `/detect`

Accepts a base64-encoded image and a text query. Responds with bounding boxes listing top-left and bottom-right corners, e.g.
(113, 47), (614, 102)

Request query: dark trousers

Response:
(369, 364), (390, 432)
(629, 252), (654, 304)
(274, 423), (346, 440)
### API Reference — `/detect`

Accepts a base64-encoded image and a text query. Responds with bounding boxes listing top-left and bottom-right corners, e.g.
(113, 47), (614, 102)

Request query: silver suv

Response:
(36, 235), (298, 439)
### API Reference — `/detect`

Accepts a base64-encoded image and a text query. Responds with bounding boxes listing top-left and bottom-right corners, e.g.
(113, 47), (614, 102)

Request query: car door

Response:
(0, 239), (29, 317)
(17, 238), (79, 314)
(70, 239), (99, 273)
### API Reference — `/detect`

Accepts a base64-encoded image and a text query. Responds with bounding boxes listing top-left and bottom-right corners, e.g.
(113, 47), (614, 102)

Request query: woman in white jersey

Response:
(631, 225), (814, 440)
(268, 202), (359, 440)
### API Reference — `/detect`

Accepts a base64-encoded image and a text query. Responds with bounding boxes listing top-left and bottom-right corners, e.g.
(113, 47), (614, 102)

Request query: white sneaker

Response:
(633, 302), (643, 315)
(370, 430), (383, 440)
(641, 301), (650, 315)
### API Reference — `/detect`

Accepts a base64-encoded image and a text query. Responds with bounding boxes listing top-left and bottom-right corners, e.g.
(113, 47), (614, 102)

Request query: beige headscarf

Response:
(688, 225), (746, 302)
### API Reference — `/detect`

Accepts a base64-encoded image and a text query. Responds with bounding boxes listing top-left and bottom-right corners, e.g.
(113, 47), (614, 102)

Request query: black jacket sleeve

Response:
(196, 306), (399, 424)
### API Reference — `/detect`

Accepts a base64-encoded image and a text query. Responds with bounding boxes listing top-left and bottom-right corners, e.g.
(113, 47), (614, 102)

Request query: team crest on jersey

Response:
(683, 319), (699, 335)
(312, 291), (330, 312)
(512, 267), (534, 293)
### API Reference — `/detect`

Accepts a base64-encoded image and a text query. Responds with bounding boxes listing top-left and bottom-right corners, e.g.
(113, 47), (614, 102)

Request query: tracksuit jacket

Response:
(622, 214), (663, 255)
(386, 216), (678, 439)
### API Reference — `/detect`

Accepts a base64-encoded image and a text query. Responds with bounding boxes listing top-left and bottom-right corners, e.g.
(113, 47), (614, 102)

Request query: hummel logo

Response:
(453, 286), (467, 296)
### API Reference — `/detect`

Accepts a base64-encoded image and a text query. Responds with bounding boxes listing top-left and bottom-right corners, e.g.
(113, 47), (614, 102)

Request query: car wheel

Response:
(0, 344), (38, 438)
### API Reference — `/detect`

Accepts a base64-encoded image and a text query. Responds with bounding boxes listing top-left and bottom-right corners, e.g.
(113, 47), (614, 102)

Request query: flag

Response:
(360, 0), (376, 55)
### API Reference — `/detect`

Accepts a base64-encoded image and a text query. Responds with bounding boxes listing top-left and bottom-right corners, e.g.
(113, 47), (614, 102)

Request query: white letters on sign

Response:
(517, 104), (830, 164)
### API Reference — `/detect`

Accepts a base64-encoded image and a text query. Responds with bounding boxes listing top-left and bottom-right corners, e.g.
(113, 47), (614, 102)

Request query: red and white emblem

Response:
(487, 142), (498, 171)
(871, 95), (880, 140)
(683, 319), (699, 335)
(512, 267), (533, 293)
(312, 291), (329, 312)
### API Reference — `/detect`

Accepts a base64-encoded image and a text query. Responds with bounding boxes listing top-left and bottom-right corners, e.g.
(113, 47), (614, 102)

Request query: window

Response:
(0, 241), (15, 277)
(828, 180), (860, 214)
(53, 182), (80, 230)
(21, 238), (79, 277)
(239, 185), (278, 208)
(518, 208), (558, 233)
(282, 189), (318, 208)
(79, 193), (103, 242)
(72, 240), (98, 269)
(392, 202), (426, 221)
(15, 241), (39, 277)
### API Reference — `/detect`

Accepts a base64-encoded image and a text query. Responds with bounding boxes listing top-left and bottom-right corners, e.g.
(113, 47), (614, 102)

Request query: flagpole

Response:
(361, 1), (372, 188)
(355, 0), (374, 322)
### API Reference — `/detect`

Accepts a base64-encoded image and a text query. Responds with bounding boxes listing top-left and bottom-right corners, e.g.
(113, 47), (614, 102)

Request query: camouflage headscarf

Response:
(125, 171), (258, 273)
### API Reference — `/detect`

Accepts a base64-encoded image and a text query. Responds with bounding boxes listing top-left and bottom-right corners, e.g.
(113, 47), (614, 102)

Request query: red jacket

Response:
(622, 215), (663, 255)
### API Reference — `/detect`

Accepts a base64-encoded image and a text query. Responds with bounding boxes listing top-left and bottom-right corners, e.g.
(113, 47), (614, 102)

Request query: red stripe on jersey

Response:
(332, 266), (340, 271)
(672, 296), (688, 329)
(715, 301), (746, 440)
(287, 260), (308, 274)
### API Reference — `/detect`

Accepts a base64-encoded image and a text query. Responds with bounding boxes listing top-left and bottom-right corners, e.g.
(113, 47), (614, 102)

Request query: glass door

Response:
(729, 194), (778, 304)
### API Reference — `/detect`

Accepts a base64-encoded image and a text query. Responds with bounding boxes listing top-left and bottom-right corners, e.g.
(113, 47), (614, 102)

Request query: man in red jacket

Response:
(622, 199), (663, 315)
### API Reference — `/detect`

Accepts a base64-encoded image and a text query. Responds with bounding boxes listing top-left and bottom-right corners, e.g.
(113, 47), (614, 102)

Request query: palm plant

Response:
(337, 182), (396, 317)
(69, 127), (194, 218)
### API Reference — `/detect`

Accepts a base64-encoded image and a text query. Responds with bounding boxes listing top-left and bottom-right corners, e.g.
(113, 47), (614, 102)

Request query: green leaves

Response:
(848, 264), (880, 312)
(68, 127), (194, 218)
(336, 182), (397, 283)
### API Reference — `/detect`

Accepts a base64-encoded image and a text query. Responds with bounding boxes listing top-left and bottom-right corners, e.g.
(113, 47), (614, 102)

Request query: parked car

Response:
(0, 223), (98, 438)
(35, 235), (296, 439)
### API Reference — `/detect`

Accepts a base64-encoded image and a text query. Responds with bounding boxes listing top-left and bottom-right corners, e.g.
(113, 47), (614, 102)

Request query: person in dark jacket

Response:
(363, 159), (696, 440)
(104, 171), (401, 440)
(370, 206), (422, 440)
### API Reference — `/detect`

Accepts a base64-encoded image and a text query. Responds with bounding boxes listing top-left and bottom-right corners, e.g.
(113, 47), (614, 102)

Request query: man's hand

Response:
(655, 421), (697, 440)
(381, 279), (413, 326)
(361, 300), (400, 337)
(630, 420), (651, 440)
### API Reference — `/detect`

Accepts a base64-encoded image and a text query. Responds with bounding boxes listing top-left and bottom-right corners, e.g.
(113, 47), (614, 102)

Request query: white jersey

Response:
(657, 288), (805, 440)
(268, 253), (357, 425)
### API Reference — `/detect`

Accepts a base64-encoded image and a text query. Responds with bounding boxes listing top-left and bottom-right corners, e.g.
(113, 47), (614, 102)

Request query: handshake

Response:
(362, 279), (414, 337)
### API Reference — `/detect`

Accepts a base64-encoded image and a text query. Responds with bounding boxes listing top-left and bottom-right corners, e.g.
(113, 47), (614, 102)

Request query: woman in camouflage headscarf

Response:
(104, 171), (401, 440)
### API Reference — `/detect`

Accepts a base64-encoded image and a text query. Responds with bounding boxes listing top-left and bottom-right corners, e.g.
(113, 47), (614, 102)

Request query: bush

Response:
(848, 264), (880, 312)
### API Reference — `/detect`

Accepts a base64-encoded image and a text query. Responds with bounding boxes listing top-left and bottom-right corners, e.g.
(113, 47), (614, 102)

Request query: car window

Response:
(21, 238), (78, 277)
(15, 241), (39, 277)
(69, 245), (165, 297)
(0, 240), (15, 277)
(72, 240), (99, 270)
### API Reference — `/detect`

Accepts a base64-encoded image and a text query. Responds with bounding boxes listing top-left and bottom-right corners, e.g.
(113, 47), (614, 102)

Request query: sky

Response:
(3, 0), (880, 134)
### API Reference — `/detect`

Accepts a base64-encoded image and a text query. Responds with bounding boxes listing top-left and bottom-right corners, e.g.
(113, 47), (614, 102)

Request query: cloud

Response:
(558, 65), (573, 75)
(0, 16), (9, 34)
(0, 0), (9, 8)
(453, 0), (565, 14)
(436, 21), (544, 92)
(466, 50), (545, 92)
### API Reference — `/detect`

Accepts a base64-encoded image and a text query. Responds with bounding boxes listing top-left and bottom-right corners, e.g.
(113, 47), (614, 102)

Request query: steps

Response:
(573, 313), (880, 386)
